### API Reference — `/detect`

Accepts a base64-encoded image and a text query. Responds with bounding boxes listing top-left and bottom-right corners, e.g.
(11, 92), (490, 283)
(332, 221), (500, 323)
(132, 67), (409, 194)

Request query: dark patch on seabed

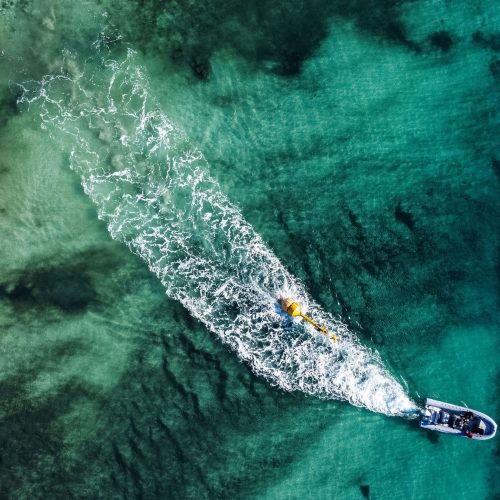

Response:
(490, 59), (500, 79)
(360, 484), (370, 499)
(0, 248), (125, 315)
(0, 264), (96, 314)
(394, 201), (415, 232)
(115, 0), (418, 78)
(429, 31), (454, 52)
(492, 157), (500, 179)
(0, 90), (20, 130)
(472, 31), (500, 52)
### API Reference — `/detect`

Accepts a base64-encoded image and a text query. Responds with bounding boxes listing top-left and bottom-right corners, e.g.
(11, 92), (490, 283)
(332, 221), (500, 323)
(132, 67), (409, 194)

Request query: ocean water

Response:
(0, 1), (498, 499)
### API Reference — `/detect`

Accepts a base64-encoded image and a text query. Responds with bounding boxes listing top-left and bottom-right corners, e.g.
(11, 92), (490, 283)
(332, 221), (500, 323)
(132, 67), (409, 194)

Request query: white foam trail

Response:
(19, 46), (418, 416)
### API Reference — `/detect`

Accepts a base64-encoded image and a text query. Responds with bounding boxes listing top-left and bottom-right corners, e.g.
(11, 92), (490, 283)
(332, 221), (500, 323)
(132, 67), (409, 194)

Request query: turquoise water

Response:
(0, 1), (499, 498)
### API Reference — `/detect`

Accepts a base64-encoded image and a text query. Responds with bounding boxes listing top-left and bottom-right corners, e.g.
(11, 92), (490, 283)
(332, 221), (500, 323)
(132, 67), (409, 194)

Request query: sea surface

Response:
(0, 1), (498, 499)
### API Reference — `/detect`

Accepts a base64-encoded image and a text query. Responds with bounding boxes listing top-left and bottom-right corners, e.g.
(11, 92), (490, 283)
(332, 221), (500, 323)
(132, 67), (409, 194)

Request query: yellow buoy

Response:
(282, 298), (302, 317)
(281, 298), (337, 342)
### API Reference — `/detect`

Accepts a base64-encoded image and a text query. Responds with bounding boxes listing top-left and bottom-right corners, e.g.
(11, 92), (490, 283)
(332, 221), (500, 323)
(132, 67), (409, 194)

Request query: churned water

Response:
(0, 1), (498, 499)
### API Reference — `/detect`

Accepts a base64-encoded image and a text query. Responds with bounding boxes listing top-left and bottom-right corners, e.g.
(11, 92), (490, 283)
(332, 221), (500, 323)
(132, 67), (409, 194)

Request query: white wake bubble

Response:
(19, 47), (418, 416)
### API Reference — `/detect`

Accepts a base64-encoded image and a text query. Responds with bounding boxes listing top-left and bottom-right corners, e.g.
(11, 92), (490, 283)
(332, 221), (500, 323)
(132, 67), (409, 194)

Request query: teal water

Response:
(1, 1), (499, 499)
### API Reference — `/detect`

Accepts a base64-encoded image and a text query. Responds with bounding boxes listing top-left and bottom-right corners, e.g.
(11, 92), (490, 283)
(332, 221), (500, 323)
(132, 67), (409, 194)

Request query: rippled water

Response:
(0, 1), (498, 498)
(19, 44), (417, 416)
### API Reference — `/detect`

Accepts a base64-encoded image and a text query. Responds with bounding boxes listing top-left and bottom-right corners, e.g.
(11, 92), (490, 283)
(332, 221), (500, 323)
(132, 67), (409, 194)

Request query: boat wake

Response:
(19, 42), (418, 416)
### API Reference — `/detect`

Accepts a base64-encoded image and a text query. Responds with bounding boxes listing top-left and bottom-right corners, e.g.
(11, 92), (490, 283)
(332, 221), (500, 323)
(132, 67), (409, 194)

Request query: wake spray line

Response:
(18, 43), (418, 417)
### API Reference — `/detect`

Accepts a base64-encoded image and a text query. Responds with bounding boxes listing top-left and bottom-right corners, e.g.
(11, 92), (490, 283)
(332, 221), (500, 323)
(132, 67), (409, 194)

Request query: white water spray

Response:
(19, 46), (418, 416)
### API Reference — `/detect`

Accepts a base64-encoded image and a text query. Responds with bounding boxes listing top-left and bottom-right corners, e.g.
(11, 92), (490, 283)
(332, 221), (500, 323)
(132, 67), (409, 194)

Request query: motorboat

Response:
(420, 398), (497, 440)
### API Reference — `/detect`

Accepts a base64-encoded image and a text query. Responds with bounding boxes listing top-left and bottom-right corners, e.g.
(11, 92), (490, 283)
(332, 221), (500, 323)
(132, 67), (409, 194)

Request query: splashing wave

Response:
(19, 45), (417, 416)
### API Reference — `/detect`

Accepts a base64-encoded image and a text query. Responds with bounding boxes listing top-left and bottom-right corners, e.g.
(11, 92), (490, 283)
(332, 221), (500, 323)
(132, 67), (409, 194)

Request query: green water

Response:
(0, 1), (499, 499)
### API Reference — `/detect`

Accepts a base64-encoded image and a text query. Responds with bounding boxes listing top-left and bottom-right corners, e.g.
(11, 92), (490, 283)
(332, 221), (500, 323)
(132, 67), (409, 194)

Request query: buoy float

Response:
(281, 298), (337, 342)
